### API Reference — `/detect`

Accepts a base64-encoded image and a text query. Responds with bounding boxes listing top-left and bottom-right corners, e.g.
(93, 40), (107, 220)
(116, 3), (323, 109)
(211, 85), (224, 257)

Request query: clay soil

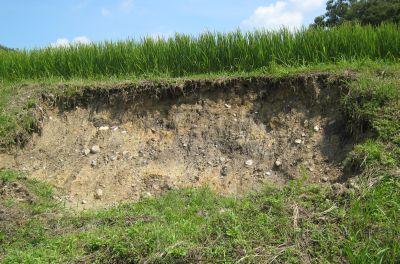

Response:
(0, 75), (354, 210)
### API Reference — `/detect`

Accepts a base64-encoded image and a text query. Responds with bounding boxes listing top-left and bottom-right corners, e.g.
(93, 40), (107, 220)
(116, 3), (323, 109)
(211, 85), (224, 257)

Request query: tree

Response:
(0, 44), (12, 51)
(313, 0), (400, 27)
(315, 0), (350, 27)
(349, 0), (400, 25)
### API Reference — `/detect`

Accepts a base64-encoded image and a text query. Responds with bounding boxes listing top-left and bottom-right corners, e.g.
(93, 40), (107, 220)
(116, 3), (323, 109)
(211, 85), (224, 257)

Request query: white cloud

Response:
(51, 38), (70, 48)
(73, 36), (91, 45)
(242, 0), (325, 30)
(119, 0), (134, 13)
(101, 7), (111, 17)
(50, 36), (91, 48)
(289, 0), (325, 11)
(242, 1), (303, 30)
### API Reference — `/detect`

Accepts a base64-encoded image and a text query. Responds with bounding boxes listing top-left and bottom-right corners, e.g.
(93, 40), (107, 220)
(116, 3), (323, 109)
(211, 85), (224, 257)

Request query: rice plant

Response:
(1, 23), (400, 81)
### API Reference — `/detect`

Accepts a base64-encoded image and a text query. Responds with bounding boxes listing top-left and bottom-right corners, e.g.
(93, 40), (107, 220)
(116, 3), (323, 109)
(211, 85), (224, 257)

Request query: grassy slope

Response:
(0, 62), (399, 263)
(0, 173), (398, 263)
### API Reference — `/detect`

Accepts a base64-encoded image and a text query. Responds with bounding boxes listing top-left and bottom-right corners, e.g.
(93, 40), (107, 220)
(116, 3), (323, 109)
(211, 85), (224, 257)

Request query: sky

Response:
(0, 0), (326, 49)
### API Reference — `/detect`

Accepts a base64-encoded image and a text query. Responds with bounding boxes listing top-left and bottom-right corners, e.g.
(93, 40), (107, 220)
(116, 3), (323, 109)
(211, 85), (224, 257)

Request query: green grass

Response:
(0, 170), (19, 183)
(1, 24), (400, 81)
(342, 73), (400, 172)
(1, 173), (398, 263)
(344, 177), (400, 263)
(0, 84), (39, 148)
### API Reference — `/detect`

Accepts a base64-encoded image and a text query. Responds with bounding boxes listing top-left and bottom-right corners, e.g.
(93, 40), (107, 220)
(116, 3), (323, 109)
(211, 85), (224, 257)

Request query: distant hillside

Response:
(0, 44), (12, 51)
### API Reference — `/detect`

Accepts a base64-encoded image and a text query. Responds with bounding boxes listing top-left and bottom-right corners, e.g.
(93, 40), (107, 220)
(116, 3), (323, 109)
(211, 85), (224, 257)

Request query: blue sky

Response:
(0, 0), (326, 49)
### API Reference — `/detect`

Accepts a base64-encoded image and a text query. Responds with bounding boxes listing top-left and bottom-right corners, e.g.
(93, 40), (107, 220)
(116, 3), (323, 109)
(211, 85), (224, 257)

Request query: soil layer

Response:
(0, 75), (354, 209)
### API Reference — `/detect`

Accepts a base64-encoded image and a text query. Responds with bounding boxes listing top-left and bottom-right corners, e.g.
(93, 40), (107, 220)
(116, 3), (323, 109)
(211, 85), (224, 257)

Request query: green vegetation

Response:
(1, 24), (400, 81)
(0, 81), (39, 148)
(0, 45), (12, 51)
(314, 0), (400, 27)
(1, 171), (399, 262)
(0, 170), (19, 183)
(342, 73), (400, 171)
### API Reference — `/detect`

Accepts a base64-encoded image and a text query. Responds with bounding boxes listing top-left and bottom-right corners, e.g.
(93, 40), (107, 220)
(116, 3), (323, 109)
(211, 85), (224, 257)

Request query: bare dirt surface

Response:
(0, 75), (354, 210)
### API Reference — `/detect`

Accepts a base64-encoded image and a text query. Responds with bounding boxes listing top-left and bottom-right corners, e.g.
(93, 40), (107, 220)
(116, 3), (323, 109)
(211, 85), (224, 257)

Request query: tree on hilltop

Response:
(0, 44), (12, 51)
(313, 0), (400, 27)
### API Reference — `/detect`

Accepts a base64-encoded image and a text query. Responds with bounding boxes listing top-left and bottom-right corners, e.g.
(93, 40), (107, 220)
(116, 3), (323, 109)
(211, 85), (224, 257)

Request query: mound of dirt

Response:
(0, 75), (354, 209)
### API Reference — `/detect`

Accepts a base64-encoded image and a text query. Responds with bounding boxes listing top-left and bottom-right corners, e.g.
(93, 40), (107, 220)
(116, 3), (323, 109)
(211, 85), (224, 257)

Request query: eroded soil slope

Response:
(0, 75), (353, 209)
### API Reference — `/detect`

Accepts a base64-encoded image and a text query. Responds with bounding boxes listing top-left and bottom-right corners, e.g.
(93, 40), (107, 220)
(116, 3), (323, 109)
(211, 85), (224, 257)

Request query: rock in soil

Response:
(221, 166), (228, 177)
(245, 159), (254, 167)
(94, 189), (103, 199)
(82, 148), (91, 156)
(90, 145), (100, 154)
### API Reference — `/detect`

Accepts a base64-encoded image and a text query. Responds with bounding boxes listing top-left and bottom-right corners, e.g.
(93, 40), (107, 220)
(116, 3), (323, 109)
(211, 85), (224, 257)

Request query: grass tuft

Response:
(0, 170), (19, 183)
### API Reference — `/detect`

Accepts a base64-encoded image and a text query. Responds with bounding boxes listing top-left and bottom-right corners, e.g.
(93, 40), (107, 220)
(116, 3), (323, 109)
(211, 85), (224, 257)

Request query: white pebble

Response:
(90, 145), (100, 154)
(245, 159), (254, 167)
(82, 148), (90, 156)
(91, 160), (98, 167)
(94, 189), (103, 199)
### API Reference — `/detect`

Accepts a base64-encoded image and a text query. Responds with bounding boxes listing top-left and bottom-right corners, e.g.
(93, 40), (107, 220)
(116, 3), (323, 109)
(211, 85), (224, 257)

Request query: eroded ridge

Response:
(0, 75), (353, 209)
